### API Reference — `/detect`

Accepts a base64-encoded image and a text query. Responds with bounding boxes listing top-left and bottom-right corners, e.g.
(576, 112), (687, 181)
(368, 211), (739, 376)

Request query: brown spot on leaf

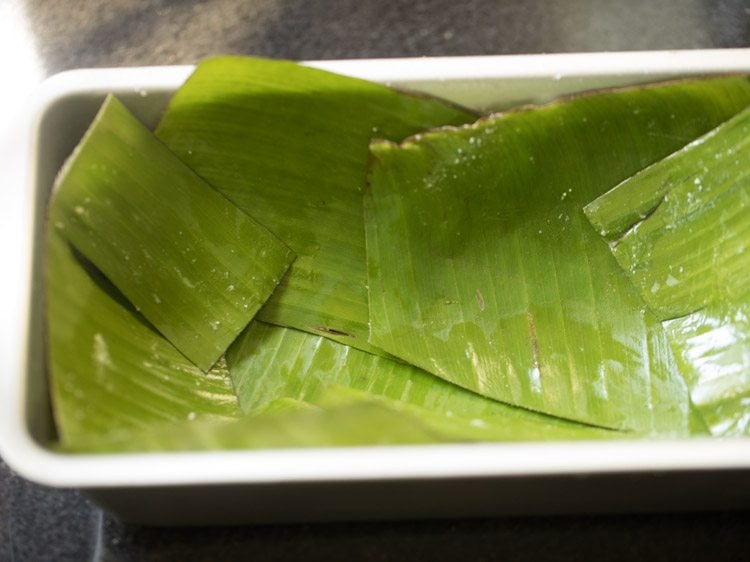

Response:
(475, 288), (485, 312)
(314, 326), (353, 338)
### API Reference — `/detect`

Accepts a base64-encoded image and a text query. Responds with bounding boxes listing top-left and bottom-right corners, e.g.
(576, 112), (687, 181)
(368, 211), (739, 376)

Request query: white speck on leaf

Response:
(93, 333), (113, 378)
(528, 366), (542, 394)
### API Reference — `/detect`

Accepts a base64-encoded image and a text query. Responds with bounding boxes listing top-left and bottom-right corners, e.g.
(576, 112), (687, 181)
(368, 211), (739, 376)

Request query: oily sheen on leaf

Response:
(226, 322), (613, 441)
(156, 56), (476, 351)
(51, 95), (294, 371)
(585, 105), (750, 435)
(46, 227), (243, 450)
(365, 77), (750, 432)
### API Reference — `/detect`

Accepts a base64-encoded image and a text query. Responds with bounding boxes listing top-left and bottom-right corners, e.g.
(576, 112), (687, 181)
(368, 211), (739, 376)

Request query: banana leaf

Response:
(365, 77), (750, 432)
(62, 392), (451, 453)
(50, 95), (295, 371)
(584, 106), (750, 435)
(155, 56), (476, 352)
(46, 227), (243, 449)
(226, 321), (615, 440)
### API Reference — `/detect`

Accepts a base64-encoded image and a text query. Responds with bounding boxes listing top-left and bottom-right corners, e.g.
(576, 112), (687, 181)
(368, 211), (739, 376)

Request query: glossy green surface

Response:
(365, 77), (750, 432)
(46, 228), (243, 449)
(664, 301), (750, 435)
(226, 322), (614, 440)
(51, 96), (294, 371)
(585, 106), (750, 435)
(63, 394), (448, 453)
(156, 56), (475, 352)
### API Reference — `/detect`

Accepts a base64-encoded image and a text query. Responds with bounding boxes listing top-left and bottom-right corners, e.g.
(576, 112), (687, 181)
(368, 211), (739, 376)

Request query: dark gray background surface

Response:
(2, 0), (750, 560)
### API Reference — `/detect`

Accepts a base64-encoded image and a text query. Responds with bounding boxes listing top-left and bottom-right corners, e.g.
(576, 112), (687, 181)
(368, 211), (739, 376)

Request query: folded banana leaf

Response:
(155, 57), (476, 352)
(63, 392), (450, 453)
(663, 302), (750, 435)
(46, 227), (243, 450)
(585, 106), (750, 435)
(51, 95), (295, 371)
(227, 321), (615, 440)
(365, 77), (750, 432)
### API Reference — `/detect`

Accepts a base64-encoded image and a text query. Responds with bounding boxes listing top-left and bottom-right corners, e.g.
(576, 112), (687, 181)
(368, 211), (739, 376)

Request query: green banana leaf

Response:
(311, 384), (616, 441)
(62, 392), (451, 453)
(46, 227), (243, 449)
(226, 322), (615, 441)
(663, 303), (750, 435)
(155, 56), (476, 352)
(50, 95), (295, 371)
(584, 106), (750, 435)
(365, 77), (750, 432)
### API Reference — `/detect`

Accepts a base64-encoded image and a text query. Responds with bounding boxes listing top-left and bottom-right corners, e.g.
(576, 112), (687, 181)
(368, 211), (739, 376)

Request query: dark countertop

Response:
(2, 0), (750, 560)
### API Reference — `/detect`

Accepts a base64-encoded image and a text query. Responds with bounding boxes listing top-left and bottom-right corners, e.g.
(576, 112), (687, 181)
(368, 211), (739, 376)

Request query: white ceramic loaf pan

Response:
(2, 50), (750, 525)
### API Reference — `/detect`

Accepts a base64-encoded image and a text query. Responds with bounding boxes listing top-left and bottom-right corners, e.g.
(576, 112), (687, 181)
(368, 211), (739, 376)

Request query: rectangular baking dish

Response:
(2, 49), (750, 525)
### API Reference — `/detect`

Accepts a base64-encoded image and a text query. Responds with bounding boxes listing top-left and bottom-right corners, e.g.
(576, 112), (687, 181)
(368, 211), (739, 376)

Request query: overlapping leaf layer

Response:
(585, 105), (750, 435)
(365, 77), (750, 431)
